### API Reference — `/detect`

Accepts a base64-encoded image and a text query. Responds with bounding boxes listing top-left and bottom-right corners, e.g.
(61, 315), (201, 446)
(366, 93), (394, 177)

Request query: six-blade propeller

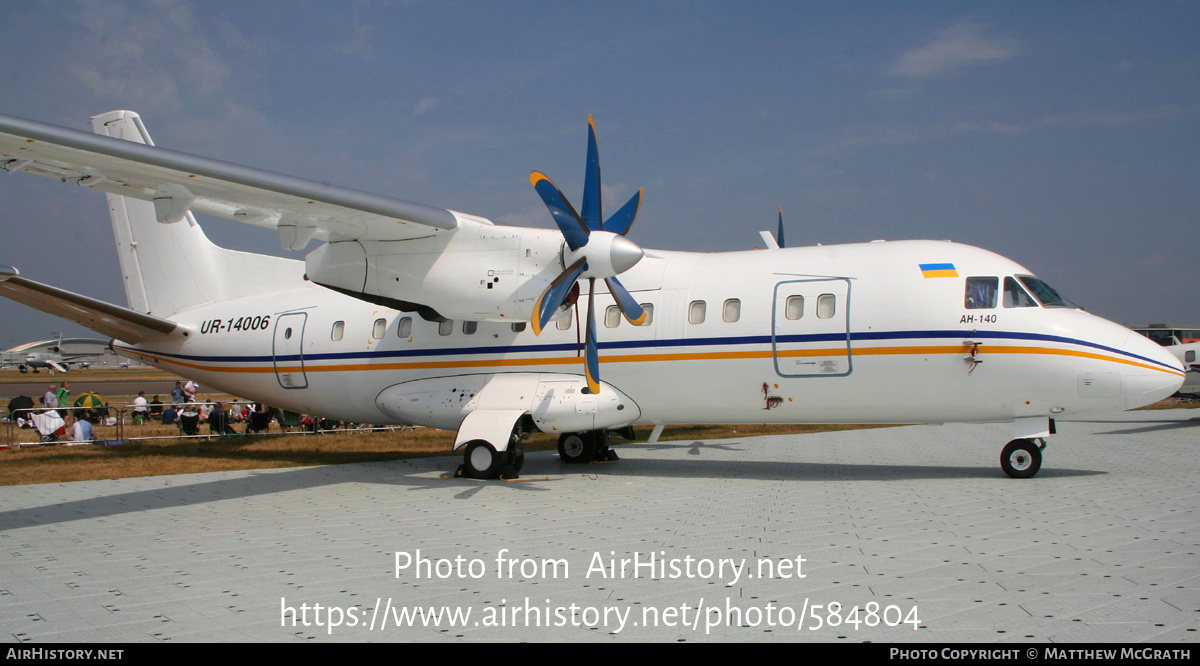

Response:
(530, 116), (645, 394)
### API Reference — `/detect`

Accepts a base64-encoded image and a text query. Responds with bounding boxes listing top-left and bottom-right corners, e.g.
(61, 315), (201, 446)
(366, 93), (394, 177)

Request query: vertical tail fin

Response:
(90, 111), (302, 317)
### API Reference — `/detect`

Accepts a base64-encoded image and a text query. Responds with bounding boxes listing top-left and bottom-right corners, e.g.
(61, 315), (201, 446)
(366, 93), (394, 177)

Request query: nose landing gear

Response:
(1000, 438), (1045, 479)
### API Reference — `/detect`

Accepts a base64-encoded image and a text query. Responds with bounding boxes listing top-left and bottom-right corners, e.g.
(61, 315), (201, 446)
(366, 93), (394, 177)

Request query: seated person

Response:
(247, 404), (272, 433)
(207, 404), (237, 436)
(72, 417), (95, 443)
(178, 409), (200, 436)
(161, 405), (177, 425)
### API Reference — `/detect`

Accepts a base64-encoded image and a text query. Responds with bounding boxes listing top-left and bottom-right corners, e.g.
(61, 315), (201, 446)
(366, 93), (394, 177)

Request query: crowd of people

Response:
(8, 377), (364, 444)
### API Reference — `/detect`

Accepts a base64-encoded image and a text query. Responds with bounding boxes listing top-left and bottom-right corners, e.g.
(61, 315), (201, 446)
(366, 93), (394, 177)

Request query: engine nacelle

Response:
(304, 213), (565, 322)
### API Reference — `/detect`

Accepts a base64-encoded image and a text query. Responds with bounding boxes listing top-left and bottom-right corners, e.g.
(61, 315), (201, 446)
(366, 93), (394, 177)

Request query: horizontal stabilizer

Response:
(0, 266), (178, 343)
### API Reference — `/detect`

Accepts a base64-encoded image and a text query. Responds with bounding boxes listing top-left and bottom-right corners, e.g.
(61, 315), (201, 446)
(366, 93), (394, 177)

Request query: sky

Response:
(0, 0), (1197, 347)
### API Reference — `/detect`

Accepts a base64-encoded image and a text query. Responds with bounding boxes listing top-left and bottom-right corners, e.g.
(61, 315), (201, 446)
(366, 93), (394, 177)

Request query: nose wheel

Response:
(1000, 438), (1043, 479)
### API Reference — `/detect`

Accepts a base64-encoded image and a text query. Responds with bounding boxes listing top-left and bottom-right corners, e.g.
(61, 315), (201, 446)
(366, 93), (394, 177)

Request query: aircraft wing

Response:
(0, 112), (458, 247)
(0, 265), (178, 343)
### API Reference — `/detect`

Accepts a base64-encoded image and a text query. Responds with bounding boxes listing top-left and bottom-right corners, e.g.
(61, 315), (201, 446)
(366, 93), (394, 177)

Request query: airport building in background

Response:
(0, 337), (145, 371)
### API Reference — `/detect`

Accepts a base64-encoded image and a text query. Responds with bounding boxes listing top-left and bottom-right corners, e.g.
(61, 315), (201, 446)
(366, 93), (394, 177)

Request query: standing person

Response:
(55, 381), (70, 424)
(183, 379), (198, 405)
(43, 384), (58, 410)
(132, 391), (149, 425)
(171, 381), (185, 405)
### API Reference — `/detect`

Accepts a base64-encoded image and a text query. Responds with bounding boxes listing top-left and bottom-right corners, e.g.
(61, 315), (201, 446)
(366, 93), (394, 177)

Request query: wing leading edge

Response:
(0, 111), (458, 247)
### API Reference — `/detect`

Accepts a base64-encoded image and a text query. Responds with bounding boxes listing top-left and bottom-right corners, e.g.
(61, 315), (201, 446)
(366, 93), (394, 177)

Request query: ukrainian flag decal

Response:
(919, 263), (959, 278)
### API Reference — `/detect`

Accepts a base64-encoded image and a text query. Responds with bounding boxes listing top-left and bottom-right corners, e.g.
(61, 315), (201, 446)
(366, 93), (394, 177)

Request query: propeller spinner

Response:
(530, 116), (646, 394)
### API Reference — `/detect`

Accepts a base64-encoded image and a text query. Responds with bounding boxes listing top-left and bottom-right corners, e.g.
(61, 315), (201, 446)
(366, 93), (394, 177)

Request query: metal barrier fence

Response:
(5, 401), (413, 449)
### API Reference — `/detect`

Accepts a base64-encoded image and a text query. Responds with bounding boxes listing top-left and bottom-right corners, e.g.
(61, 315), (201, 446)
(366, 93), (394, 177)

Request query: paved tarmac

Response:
(1, 409), (1197, 643)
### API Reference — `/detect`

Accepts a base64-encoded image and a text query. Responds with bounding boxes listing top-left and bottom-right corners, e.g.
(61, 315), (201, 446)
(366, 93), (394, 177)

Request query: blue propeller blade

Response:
(605, 276), (646, 325)
(603, 188), (642, 237)
(581, 115), (603, 232)
(532, 257), (587, 336)
(777, 205), (785, 249)
(531, 171), (590, 252)
(585, 278), (601, 394)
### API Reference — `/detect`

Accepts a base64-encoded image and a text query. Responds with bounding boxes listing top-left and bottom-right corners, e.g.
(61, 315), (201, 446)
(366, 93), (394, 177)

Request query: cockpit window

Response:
(965, 277), (998, 309)
(1003, 277), (1037, 308)
(1017, 276), (1077, 308)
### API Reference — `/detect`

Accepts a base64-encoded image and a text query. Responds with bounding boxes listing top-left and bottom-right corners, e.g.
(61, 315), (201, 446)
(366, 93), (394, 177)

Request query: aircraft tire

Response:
(558, 432), (594, 464)
(1000, 439), (1041, 479)
(464, 440), (503, 479)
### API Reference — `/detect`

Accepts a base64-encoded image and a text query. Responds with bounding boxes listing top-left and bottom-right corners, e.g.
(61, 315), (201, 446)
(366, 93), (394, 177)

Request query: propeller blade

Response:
(532, 257), (588, 336)
(581, 115), (603, 232)
(585, 278), (601, 394)
(605, 276), (646, 325)
(777, 205), (785, 249)
(604, 188), (642, 237)
(531, 171), (590, 251)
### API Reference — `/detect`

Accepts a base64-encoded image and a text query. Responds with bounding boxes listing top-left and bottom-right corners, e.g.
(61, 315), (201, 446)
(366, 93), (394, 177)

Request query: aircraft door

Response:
(772, 278), (852, 377)
(273, 312), (309, 389)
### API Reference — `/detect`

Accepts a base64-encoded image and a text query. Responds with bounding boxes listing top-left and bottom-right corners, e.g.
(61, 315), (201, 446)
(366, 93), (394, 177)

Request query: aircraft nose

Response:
(1122, 330), (1186, 409)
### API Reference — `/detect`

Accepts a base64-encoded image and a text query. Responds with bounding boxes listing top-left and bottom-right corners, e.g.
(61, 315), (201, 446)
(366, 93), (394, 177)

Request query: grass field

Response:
(0, 421), (900, 486)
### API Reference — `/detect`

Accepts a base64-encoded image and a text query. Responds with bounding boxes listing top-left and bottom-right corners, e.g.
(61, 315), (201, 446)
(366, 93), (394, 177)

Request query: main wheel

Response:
(464, 440), (503, 479)
(1000, 439), (1042, 479)
(558, 432), (594, 464)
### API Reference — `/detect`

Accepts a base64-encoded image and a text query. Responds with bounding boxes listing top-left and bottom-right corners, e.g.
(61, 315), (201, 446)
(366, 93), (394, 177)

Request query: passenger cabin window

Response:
(1003, 277), (1037, 308)
(511, 322), (526, 333)
(1186, 350), (1196, 363)
(1018, 276), (1075, 308)
(372, 318), (386, 339)
(965, 277), (998, 309)
(639, 304), (653, 326)
(462, 321), (477, 335)
(817, 294), (836, 319)
(556, 315), (571, 331)
(397, 317), (412, 338)
(438, 320), (453, 336)
(331, 321), (345, 341)
(785, 295), (804, 320)
(689, 300), (706, 324)
(605, 305), (621, 328)
(723, 299), (741, 323)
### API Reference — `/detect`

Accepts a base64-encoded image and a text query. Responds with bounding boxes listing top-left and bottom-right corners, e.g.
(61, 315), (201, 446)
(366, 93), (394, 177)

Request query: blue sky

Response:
(1, 0), (1197, 347)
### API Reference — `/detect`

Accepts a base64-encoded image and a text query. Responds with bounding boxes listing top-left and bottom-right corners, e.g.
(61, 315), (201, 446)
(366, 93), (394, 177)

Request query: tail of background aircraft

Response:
(90, 111), (303, 318)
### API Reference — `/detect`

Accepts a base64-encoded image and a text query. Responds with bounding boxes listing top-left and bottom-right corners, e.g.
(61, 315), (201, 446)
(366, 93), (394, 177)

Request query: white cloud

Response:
(412, 97), (440, 117)
(891, 21), (1018, 79)
(1041, 105), (1184, 128)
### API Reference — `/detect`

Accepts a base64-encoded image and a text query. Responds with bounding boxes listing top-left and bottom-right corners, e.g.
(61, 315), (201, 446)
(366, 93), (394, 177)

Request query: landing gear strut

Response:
(1000, 438), (1044, 479)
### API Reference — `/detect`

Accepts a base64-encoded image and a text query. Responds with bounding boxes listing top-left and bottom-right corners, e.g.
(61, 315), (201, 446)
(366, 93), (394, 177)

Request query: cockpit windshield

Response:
(965, 275), (1081, 310)
(1017, 276), (1078, 308)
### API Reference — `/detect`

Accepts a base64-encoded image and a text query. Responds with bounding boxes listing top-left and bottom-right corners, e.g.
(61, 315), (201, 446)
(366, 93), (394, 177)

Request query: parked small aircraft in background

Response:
(0, 110), (1185, 479)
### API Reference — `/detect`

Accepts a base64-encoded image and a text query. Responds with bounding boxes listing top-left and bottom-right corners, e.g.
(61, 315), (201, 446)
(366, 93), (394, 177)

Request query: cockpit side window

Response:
(1017, 276), (1076, 308)
(965, 277), (998, 309)
(1003, 277), (1037, 308)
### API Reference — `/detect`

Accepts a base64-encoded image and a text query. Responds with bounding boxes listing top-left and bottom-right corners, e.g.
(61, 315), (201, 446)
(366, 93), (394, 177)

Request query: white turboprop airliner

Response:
(0, 111), (1186, 479)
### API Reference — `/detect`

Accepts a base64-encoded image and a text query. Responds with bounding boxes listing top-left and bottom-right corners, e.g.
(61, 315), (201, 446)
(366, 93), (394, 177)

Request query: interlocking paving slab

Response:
(1, 410), (1198, 642)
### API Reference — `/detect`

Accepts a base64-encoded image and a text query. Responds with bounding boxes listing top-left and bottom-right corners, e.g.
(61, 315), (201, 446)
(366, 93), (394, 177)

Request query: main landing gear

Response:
(557, 431), (620, 464)
(458, 417), (533, 480)
(1000, 438), (1045, 479)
